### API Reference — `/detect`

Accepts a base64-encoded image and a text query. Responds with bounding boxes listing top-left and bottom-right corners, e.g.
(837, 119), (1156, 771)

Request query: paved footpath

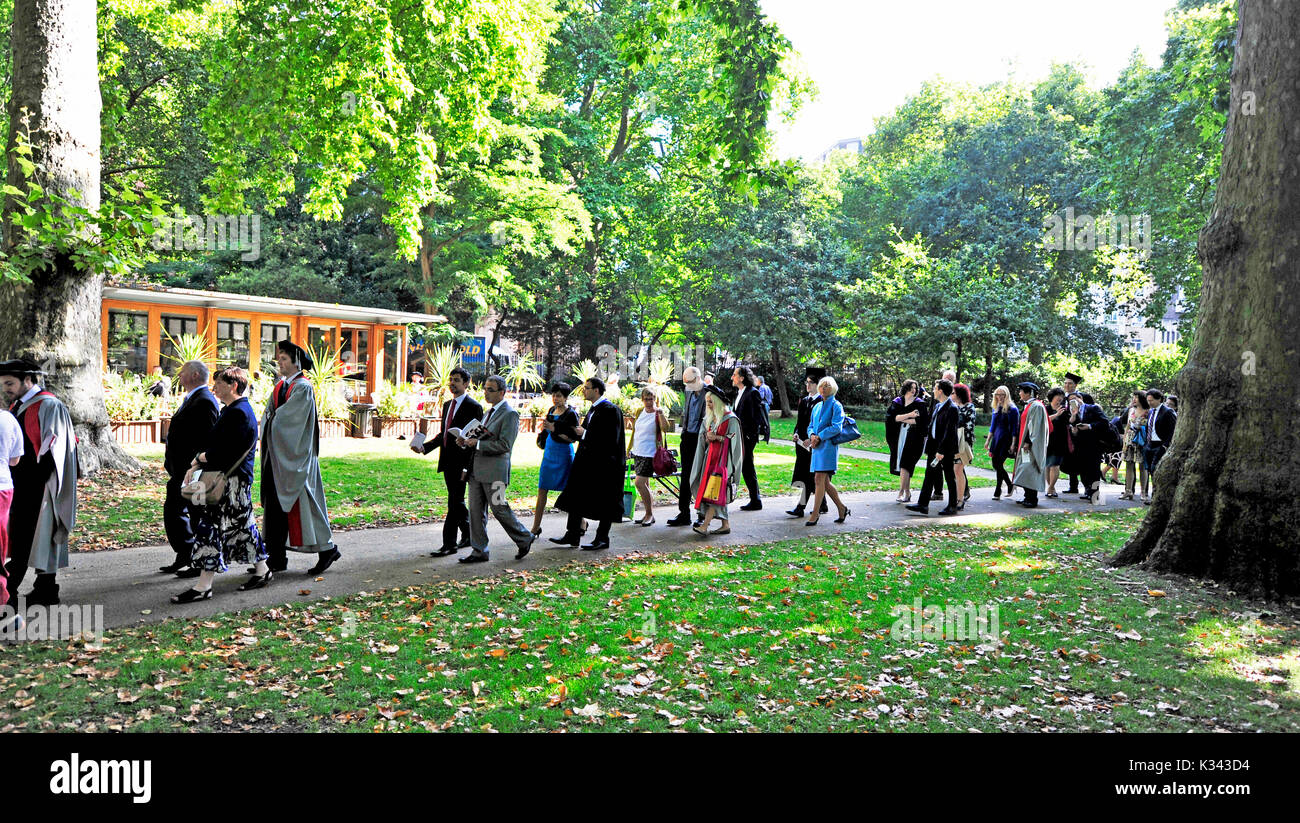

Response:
(50, 487), (1140, 631)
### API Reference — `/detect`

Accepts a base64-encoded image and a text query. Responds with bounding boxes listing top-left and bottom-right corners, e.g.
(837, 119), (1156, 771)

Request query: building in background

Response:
(102, 284), (444, 402)
(816, 136), (867, 164)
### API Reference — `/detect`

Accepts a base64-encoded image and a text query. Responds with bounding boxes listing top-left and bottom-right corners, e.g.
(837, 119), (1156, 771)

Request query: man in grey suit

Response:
(455, 375), (536, 563)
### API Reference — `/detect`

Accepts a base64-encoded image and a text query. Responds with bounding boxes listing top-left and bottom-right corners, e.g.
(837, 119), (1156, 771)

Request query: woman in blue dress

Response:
(806, 376), (850, 526)
(530, 381), (580, 536)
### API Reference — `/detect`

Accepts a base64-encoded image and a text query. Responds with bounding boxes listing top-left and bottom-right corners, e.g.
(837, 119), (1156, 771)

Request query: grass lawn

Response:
(75, 430), (986, 552)
(3, 507), (1296, 732)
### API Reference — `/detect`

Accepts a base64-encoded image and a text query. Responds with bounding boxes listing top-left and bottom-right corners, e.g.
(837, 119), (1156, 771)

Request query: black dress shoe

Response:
(548, 533), (580, 547)
(581, 539), (610, 551)
(459, 552), (490, 563)
(430, 546), (459, 557)
(937, 506), (959, 515)
(307, 546), (342, 575)
(739, 501), (763, 511)
(516, 535), (535, 560)
(175, 567), (201, 579)
(786, 506), (806, 517)
(665, 515), (692, 527)
(239, 570), (274, 591)
(905, 504), (929, 515)
(159, 560), (189, 574)
(455, 536), (472, 549)
(1020, 501), (1038, 508)
(170, 587), (212, 604)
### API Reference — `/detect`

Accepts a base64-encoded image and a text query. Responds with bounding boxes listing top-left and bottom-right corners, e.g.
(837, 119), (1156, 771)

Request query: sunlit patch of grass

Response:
(978, 552), (1058, 574)
(620, 560), (728, 580)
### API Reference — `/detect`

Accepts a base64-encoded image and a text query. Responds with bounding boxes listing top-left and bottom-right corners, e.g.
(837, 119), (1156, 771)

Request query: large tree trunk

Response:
(0, 0), (134, 473)
(1109, 0), (1299, 598)
(770, 347), (791, 418)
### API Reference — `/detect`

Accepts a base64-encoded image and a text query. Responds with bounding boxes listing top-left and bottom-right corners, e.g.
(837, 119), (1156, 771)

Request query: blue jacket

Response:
(200, 396), (259, 485)
(810, 396), (843, 473)
(988, 404), (1019, 458)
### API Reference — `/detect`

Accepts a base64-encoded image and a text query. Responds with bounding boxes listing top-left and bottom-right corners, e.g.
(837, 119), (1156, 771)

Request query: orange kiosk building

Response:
(100, 284), (444, 403)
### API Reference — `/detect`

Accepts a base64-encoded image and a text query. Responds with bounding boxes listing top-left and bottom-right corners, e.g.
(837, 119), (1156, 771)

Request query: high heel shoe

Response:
(835, 507), (850, 523)
(530, 525), (543, 537)
(171, 587), (212, 604)
(805, 517), (820, 527)
(639, 515), (655, 527)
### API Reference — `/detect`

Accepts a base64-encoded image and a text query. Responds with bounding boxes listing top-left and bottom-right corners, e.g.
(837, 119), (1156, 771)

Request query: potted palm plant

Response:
(371, 380), (419, 437)
(305, 341), (350, 438)
(502, 352), (545, 430)
(159, 327), (216, 441)
(420, 342), (463, 434)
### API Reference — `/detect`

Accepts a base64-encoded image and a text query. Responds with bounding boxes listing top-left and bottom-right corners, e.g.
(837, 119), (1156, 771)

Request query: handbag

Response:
(181, 443), (254, 506)
(651, 412), (677, 477)
(828, 406), (861, 446)
(698, 419), (732, 506)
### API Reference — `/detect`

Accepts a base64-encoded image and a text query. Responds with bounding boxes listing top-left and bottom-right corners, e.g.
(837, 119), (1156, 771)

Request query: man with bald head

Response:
(668, 366), (706, 526)
(160, 360), (219, 578)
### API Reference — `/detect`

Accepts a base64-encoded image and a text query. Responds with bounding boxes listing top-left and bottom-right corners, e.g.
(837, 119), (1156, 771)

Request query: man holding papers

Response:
(412, 367), (482, 557)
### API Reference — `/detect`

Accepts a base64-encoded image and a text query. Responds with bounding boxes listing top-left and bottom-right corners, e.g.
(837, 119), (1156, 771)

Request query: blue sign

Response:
(458, 337), (486, 365)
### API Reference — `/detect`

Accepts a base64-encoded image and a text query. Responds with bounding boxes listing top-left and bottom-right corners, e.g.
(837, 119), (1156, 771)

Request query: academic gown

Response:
(555, 398), (626, 522)
(790, 394), (822, 489)
(260, 374), (334, 551)
(885, 396), (928, 476)
(9, 390), (78, 574)
(1012, 399), (1049, 492)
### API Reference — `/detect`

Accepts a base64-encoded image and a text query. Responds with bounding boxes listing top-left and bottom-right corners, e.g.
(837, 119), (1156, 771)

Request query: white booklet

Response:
(410, 432), (427, 451)
(448, 420), (488, 440)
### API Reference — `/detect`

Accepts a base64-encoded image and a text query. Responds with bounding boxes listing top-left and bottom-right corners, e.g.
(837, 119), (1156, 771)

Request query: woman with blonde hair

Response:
(985, 385), (1019, 500)
(689, 386), (744, 536)
(806, 376), (850, 525)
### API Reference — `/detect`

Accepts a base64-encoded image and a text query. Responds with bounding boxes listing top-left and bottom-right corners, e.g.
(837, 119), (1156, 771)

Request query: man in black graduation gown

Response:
(413, 366), (483, 556)
(159, 360), (219, 577)
(1062, 371), (1083, 494)
(730, 365), (765, 510)
(0, 357), (78, 606)
(906, 378), (960, 516)
(551, 377), (625, 550)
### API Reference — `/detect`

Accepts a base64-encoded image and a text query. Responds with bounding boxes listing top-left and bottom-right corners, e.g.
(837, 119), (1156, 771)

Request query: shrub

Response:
(103, 371), (163, 421)
(374, 380), (416, 418)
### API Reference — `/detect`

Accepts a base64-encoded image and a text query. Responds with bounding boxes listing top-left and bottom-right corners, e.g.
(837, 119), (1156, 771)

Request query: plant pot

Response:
(373, 417), (418, 438)
(319, 419), (347, 439)
(110, 419), (161, 444)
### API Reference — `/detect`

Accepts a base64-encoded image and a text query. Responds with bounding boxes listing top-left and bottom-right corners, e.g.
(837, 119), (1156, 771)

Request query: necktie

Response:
(277, 380), (289, 407)
(483, 404), (495, 428)
(444, 396), (459, 445)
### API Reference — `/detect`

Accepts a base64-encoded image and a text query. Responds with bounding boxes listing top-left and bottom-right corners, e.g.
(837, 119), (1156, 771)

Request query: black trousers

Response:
(677, 432), (699, 516)
(741, 436), (760, 502)
(441, 469), (470, 549)
(4, 491), (38, 594)
(566, 511), (610, 542)
(991, 455), (1013, 494)
(1020, 487), (1039, 505)
(163, 475), (197, 563)
(916, 454), (957, 509)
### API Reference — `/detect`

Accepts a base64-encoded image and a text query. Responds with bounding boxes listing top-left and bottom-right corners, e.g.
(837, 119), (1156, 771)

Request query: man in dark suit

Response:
(160, 360), (220, 578)
(1143, 388), (1177, 483)
(906, 378), (959, 516)
(413, 367), (483, 557)
(551, 377), (626, 550)
(667, 366), (706, 527)
(730, 366), (765, 510)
